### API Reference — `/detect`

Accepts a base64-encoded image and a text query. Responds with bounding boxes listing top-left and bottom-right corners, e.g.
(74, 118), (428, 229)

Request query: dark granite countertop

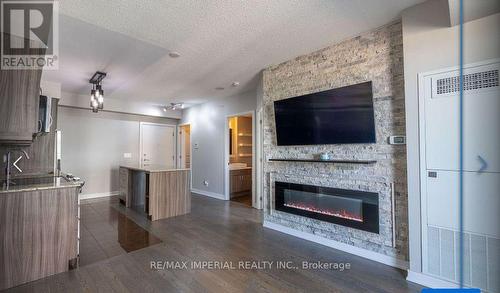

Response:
(0, 174), (84, 194)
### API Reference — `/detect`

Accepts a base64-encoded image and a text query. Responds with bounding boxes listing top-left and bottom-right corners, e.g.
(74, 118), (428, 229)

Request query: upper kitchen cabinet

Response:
(0, 34), (44, 145)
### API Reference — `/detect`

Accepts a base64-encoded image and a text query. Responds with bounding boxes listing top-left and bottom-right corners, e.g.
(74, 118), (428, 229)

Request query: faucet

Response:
(4, 149), (30, 184)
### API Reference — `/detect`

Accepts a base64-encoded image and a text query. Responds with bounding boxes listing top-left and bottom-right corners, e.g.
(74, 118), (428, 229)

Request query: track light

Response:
(164, 102), (184, 111)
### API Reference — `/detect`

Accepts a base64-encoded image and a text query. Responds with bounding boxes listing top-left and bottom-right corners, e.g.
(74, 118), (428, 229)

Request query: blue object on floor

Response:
(421, 289), (480, 293)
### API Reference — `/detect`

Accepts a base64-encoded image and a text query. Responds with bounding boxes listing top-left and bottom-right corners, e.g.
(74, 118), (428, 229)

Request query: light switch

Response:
(123, 153), (132, 159)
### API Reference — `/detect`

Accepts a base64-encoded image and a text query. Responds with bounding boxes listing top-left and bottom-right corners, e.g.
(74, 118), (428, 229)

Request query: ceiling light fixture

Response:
(231, 81), (240, 87)
(164, 102), (184, 111)
(89, 71), (107, 113)
(168, 51), (181, 58)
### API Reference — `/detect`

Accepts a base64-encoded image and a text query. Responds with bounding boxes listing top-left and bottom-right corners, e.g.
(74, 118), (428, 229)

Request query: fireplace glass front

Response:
(275, 181), (379, 233)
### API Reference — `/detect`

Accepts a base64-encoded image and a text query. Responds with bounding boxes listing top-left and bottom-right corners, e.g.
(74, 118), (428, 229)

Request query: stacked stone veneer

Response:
(262, 21), (408, 260)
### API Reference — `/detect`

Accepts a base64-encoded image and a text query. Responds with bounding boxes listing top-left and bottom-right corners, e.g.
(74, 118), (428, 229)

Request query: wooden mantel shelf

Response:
(268, 158), (377, 164)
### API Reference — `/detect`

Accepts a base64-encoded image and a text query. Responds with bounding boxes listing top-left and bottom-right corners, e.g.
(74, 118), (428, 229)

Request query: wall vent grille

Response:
(426, 225), (499, 292)
(436, 69), (499, 95)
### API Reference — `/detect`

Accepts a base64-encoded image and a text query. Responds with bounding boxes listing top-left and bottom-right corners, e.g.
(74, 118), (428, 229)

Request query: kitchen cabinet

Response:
(119, 167), (131, 206)
(0, 98), (58, 177)
(0, 36), (44, 145)
(0, 185), (79, 290)
(230, 168), (252, 198)
(0, 68), (41, 144)
(119, 165), (191, 221)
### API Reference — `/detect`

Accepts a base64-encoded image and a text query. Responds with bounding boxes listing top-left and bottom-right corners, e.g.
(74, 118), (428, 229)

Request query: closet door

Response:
(420, 61), (500, 291)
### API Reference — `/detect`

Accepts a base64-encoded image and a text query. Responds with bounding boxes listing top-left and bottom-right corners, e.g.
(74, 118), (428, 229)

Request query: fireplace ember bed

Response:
(274, 181), (379, 233)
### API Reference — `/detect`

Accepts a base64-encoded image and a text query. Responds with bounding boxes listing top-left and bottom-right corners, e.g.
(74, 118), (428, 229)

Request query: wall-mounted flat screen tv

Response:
(274, 81), (376, 146)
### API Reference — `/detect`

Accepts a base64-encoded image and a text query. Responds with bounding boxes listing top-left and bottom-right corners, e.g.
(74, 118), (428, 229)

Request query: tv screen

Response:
(274, 81), (375, 146)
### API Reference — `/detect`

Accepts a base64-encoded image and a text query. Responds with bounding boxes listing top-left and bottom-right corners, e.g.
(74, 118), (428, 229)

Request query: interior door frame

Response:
(177, 123), (191, 169)
(139, 122), (177, 167)
(177, 122), (192, 189)
(224, 111), (256, 207)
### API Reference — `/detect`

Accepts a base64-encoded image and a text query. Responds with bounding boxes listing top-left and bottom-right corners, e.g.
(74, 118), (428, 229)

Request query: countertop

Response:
(119, 164), (190, 173)
(229, 166), (252, 171)
(1, 174), (84, 194)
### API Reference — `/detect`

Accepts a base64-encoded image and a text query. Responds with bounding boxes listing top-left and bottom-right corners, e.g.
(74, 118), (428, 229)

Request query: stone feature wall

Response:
(262, 21), (408, 260)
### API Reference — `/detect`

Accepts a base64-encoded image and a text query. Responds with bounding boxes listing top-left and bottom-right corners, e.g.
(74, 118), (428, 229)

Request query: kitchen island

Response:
(119, 164), (191, 221)
(0, 175), (83, 290)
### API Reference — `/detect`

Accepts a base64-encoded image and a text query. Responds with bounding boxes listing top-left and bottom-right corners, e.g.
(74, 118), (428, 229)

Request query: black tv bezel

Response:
(273, 81), (376, 146)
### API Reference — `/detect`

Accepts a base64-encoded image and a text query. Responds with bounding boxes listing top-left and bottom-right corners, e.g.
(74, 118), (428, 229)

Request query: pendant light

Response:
(89, 71), (107, 113)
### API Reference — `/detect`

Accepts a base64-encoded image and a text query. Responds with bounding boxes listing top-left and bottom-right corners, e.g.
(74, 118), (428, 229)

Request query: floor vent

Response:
(435, 69), (499, 95)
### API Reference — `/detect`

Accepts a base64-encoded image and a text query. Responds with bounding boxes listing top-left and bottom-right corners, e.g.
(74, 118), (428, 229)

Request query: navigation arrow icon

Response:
(477, 155), (488, 174)
(13, 156), (23, 173)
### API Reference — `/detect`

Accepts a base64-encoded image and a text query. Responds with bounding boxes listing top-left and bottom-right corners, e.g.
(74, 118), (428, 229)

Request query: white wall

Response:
(180, 91), (257, 198)
(58, 107), (178, 199)
(447, 0), (500, 26)
(40, 80), (62, 98)
(402, 0), (500, 273)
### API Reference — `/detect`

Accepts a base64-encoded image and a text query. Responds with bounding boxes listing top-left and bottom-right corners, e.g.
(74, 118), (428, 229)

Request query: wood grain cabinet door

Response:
(230, 174), (239, 193)
(230, 169), (252, 195)
(0, 36), (43, 145)
(0, 69), (41, 144)
(119, 167), (130, 206)
(0, 187), (78, 290)
(242, 173), (252, 191)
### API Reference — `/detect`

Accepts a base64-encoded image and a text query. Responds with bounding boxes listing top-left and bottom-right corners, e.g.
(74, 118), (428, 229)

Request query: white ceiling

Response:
(42, 0), (425, 107)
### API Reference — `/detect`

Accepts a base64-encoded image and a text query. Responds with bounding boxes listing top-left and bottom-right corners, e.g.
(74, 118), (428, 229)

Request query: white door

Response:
(420, 61), (500, 291)
(140, 123), (176, 168)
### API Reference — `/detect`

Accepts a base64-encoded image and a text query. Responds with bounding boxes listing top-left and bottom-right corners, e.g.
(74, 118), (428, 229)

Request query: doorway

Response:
(139, 122), (176, 168)
(225, 112), (254, 207)
(178, 124), (191, 169)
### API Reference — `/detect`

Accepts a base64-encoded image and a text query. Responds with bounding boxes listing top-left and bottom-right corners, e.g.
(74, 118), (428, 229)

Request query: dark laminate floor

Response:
(230, 194), (252, 207)
(79, 198), (162, 266)
(5, 194), (423, 293)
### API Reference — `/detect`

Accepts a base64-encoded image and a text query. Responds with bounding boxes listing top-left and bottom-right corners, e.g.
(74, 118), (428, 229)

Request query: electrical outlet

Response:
(203, 180), (209, 186)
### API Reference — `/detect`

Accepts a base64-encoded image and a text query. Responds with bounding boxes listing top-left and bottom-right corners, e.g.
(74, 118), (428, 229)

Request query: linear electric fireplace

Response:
(274, 181), (379, 233)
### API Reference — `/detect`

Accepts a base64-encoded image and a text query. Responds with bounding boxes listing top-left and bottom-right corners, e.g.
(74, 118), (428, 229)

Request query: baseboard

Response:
(406, 270), (461, 289)
(263, 221), (409, 270)
(191, 188), (226, 200)
(79, 191), (120, 200)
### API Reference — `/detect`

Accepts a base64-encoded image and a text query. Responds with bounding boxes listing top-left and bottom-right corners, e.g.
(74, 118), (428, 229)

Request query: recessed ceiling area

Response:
(42, 0), (426, 107)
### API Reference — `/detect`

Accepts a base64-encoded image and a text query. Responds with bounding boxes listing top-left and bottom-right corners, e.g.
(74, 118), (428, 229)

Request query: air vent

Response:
(436, 70), (499, 95)
(426, 225), (499, 292)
